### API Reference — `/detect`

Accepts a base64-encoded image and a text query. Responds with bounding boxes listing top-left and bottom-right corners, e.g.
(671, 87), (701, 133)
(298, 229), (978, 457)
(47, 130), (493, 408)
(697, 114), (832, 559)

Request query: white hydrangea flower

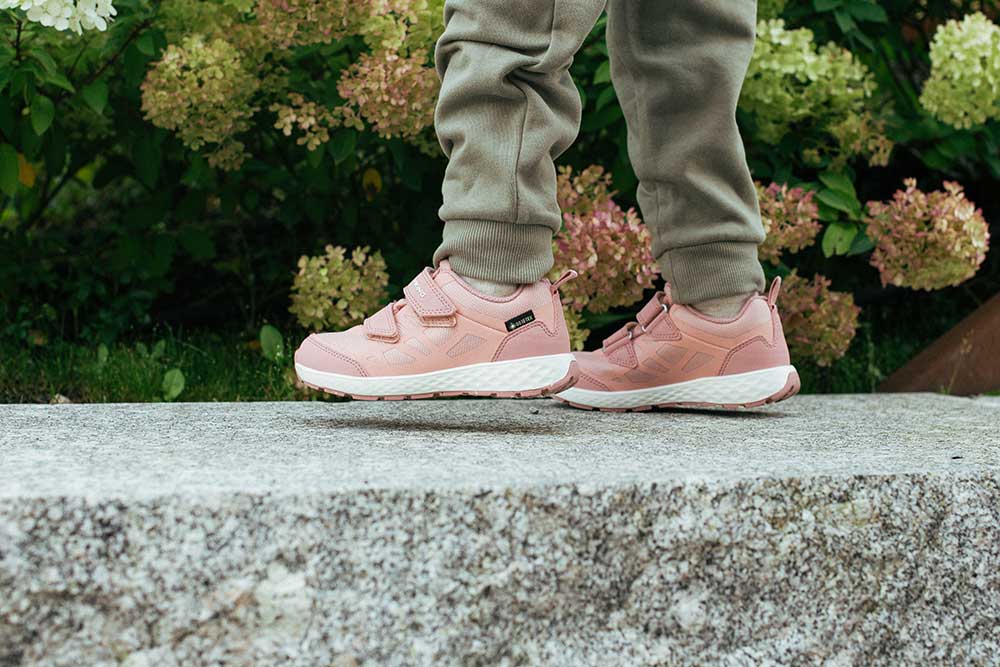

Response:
(920, 12), (1000, 129)
(0, 0), (116, 33)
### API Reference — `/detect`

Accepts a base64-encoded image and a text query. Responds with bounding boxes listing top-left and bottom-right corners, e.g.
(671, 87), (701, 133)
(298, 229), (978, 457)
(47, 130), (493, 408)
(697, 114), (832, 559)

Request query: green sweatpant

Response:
(432, 0), (766, 304)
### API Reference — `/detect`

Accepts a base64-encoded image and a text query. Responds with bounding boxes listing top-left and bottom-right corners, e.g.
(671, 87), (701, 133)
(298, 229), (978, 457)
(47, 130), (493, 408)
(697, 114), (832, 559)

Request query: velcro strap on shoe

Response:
(403, 268), (457, 326)
(602, 326), (638, 368)
(364, 303), (399, 342)
(636, 294), (666, 329)
(603, 323), (633, 351)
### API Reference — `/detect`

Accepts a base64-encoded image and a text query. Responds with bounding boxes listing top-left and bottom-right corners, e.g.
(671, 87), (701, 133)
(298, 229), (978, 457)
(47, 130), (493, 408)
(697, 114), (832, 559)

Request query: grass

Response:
(0, 333), (304, 404)
(0, 323), (930, 404)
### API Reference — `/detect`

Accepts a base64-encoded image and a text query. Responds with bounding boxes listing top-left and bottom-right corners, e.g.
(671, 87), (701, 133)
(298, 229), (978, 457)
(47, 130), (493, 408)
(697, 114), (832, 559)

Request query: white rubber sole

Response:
(296, 353), (577, 399)
(556, 364), (799, 411)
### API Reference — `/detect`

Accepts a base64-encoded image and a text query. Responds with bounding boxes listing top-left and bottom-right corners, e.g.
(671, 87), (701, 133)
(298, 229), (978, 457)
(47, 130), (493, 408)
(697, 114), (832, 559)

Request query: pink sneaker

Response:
(294, 261), (579, 400)
(555, 278), (801, 411)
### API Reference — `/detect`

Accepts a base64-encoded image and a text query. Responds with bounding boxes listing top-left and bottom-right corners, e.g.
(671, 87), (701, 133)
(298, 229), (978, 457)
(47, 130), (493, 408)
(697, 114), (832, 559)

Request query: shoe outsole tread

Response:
(553, 369), (801, 413)
(300, 362), (580, 401)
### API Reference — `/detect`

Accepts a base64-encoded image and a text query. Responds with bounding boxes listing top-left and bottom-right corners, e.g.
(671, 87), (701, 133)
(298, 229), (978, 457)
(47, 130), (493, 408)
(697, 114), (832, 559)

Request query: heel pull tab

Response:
(767, 276), (782, 308)
(550, 270), (578, 294)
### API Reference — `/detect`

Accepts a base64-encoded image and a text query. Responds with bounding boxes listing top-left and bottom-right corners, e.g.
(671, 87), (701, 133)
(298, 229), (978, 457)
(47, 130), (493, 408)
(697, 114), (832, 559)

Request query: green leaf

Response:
(816, 188), (861, 218)
(817, 171), (856, 198)
(96, 344), (109, 366)
(985, 152), (1000, 180)
(82, 81), (108, 114)
(136, 33), (156, 56)
(162, 368), (186, 401)
(593, 60), (611, 84)
(124, 45), (148, 88)
(848, 2), (887, 22)
(847, 229), (876, 256)
(306, 145), (324, 168)
(595, 86), (617, 111)
(918, 147), (950, 171)
(19, 116), (43, 159)
(150, 340), (166, 361)
(181, 154), (212, 188)
(44, 125), (67, 176)
(259, 324), (284, 362)
(327, 129), (356, 165)
(30, 49), (59, 74)
(833, 9), (857, 33)
(814, 0), (842, 10)
(850, 29), (875, 52)
(179, 226), (216, 260)
(134, 137), (161, 188)
(30, 95), (55, 136)
(821, 221), (859, 257)
(580, 104), (623, 132)
(45, 71), (75, 93)
(0, 144), (18, 196)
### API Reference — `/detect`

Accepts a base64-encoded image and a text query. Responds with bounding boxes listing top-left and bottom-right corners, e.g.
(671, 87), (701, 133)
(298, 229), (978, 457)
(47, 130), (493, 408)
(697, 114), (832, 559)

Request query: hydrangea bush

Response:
(757, 182), (821, 265)
(756, 0), (788, 21)
(741, 19), (891, 167)
(289, 245), (389, 332)
(865, 179), (990, 291)
(0, 0), (997, 382)
(779, 271), (861, 367)
(141, 36), (260, 170)
(552, 165), (659, 315)
(140, 0), (443, 169)
(920, 12), (1000, 129)
(0, 0), (115, 32)
(336, 49), (439, 150)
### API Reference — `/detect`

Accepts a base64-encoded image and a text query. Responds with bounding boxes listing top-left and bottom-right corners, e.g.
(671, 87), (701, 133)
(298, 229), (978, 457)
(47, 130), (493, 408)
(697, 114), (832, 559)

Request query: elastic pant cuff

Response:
(660, 242), (766, 304)
(434, 220), (554, 285)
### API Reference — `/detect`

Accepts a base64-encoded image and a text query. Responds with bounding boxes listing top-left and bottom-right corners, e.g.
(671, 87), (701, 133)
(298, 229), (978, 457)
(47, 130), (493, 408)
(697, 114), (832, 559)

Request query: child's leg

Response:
(606, 0), (765, 313)
(555, 2), (800, 411)
(293, 0), (605, 400)
(432, 0), (606, 291)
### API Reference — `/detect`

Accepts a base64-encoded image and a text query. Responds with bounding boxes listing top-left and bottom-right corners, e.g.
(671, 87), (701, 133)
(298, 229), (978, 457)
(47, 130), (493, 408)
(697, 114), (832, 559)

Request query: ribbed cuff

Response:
(660, 241), (766, 304)
(434, 220), (554, 285)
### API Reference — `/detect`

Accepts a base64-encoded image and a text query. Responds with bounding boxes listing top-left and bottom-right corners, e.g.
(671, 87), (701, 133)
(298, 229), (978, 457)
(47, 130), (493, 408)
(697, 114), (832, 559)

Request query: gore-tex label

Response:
(505, 310), (536, 332)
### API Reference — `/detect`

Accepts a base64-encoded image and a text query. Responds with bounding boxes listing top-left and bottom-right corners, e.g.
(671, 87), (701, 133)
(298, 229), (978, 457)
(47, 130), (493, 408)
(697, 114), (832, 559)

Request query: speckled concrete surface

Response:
(1, 395), (999, 666)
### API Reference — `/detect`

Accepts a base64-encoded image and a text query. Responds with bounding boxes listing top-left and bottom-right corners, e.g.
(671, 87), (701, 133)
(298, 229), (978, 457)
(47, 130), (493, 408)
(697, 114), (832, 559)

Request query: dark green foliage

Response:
(1, 1), (999, 401)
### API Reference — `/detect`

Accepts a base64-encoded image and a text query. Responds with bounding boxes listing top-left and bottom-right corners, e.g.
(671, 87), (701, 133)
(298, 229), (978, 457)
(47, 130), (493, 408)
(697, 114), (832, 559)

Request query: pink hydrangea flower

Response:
(337, 49), (438, 142)
(552, 166), (659, 314)
(779, 271), (860, 367)
(757, 182), (821, 265)
(865, 179), (990, 291)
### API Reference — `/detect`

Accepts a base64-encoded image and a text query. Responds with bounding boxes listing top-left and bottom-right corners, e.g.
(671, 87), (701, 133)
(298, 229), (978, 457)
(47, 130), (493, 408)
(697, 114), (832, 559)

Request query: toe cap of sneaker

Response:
(295, 334), (368, 377)
(570, 352), (614, 391)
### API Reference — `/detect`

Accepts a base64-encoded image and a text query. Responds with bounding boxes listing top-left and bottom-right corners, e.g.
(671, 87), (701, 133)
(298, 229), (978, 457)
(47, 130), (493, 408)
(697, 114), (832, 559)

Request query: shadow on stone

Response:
(549, 402), (789, 419)
(296, 417), (559, 436)
(649, 406), (791, 418)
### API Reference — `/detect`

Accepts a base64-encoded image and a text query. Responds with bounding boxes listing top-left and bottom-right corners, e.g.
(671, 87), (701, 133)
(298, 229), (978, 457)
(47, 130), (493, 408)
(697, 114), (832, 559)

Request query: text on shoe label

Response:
(505, 310), (536, 332)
